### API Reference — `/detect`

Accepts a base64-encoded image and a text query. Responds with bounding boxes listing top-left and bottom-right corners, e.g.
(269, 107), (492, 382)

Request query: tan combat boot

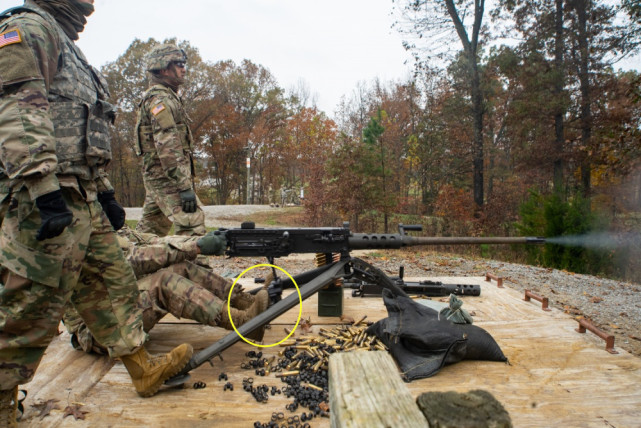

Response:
(120, 344), (193, 397)
(224, 272), (274, 310)
(0, 386), (18, 428)
(231, 272), (273, 310)
(219, 289), (269, 338)
(231, 290), (255, 310)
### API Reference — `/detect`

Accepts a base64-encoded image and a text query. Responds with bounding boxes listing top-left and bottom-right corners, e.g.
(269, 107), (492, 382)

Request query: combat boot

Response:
(0, 386), (18, 428)
(231, 272), (273, 310)
(120, 344), (193, 397)
(218, 289), (269, 337)
(231, 290), (255, 310)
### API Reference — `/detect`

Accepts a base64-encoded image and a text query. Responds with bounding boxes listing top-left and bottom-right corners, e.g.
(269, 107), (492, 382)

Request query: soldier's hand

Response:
(35, 190), (73, 241)
(98, 190), (126, 231)
(179, 189), (197, 213)
(197, 231), (226, 256)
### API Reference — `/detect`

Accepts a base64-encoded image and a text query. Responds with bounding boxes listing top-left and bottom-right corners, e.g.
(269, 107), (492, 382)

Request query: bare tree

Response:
(393, 0), (487, 208)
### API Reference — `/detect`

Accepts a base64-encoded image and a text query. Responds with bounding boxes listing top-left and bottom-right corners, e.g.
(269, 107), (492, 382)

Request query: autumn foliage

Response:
(102, 7), (641, 281)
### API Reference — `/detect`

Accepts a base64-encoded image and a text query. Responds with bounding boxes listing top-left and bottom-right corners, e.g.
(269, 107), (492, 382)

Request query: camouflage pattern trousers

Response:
(138, 260), (227, 329)
(64, 260), (227, 354)
(136, 180), (206, 237)
(0, 187), (146, 388)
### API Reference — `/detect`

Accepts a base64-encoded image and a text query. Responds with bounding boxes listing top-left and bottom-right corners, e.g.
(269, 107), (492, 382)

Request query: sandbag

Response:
(367, 289), (508, 381)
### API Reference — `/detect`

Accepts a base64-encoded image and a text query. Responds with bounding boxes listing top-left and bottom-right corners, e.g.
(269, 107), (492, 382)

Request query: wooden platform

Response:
(18, 275), (641, 427)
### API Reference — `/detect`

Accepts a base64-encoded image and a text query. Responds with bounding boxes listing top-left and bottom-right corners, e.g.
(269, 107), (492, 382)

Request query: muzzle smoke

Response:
(546, 232), (640, 250)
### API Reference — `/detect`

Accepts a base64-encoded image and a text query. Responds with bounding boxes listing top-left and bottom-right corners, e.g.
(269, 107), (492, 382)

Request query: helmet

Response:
(146, 44), (187, 72)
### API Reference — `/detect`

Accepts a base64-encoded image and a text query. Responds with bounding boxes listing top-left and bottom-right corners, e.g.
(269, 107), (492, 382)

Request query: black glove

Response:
(98, 190), (126, 231)
(35, 190), (73, 241)
(197, 231), (227, 256)
(179, 189), (197, 213)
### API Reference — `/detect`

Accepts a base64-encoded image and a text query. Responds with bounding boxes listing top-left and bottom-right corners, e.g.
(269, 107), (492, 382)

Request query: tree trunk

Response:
(637, 171), (641, 209)
(472, 61), (485, 207)
(574, 0), (592, 195)
(445, 0), (485, 208)
(553, 0), (566, 194)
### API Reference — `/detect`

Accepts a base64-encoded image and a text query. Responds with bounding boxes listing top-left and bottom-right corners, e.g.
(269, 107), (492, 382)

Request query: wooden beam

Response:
(328, 350), (427, 428)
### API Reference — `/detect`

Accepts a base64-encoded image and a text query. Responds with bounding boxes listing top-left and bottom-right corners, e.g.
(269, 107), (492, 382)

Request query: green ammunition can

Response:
(318, 285), (344, 317)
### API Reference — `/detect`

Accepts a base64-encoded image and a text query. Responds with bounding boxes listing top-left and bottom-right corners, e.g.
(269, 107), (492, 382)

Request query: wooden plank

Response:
(22, 325), (332, 428)
(17, 276), (641, 428)
(329, 351), (427, 428)
(403, 278), (641, 428)
(18, 329), (114, 427)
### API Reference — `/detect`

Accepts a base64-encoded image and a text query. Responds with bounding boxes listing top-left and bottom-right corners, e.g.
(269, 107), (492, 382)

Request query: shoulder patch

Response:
(151, 103), (166, 116)
(0, 28), (22, 49)
(0, 26), (41, 85)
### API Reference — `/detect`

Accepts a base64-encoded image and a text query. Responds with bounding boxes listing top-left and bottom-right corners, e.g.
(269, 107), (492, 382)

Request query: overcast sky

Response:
(6, 0), (415, 114)
(6, 0), (640, 114)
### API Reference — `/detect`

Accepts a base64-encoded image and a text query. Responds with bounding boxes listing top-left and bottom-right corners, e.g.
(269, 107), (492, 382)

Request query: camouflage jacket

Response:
(135, 83), (195, 193)
(116, 225), (200, 278)
(0, 1), (113, 202)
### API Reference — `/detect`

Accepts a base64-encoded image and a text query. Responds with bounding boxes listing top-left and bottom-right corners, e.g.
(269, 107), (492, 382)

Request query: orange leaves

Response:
(433, 184), (477, 222)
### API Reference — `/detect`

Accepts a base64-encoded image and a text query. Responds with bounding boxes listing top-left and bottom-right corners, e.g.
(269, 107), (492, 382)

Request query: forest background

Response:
(102, 0), (641, 282)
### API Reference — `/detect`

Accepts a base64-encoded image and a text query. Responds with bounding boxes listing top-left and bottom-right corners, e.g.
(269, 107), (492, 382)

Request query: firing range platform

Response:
(19, 274), (641, 427)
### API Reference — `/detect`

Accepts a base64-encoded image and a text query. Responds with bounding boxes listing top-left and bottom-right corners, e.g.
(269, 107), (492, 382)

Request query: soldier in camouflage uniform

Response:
(0, 1), (193, 424)
(134, 43), (206, 237)
(63, 226), (269, 354)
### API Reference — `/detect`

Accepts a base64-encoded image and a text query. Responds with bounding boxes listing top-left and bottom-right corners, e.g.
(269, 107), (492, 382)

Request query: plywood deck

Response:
(18, 275), (641, 427)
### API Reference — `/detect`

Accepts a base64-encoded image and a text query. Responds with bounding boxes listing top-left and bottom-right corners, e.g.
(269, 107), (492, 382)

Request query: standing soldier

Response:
(0, 1), (193, 424)
(135, 43), (206, 237)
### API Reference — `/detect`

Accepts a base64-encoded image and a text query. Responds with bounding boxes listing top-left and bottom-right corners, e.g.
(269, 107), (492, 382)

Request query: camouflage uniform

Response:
(63, 226), (242, 354)
(134, 45), (205, 237)
(0, 2), (147, 389)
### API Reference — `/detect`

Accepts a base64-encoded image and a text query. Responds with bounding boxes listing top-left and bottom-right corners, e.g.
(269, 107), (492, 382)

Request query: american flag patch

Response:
(0, 29), (21, 48)
(151, 103), (166, 116)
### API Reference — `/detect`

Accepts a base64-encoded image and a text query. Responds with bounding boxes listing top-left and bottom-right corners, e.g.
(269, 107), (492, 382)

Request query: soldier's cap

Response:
(146, 44), (188, 72)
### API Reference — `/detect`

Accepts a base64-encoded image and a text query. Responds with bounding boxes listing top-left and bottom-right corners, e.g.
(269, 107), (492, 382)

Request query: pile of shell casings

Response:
(248, 316), (389, 427)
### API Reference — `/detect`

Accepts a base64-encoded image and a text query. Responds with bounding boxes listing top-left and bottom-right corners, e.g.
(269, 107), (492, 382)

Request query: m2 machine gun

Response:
(165, 222), (544, 385)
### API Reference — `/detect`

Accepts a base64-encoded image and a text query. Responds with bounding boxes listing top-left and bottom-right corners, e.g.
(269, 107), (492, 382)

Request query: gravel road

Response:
(126, 205), (641, 357)
(125, 205), (275, 228)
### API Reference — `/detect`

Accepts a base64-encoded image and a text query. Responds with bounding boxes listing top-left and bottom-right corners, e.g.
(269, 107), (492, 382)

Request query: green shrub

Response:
(517, 190), (614, 277)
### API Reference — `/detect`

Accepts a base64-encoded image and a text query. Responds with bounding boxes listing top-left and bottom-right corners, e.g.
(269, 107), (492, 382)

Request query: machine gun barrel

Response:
(222, 222), (545, 258)
(348, 234), (545, 250)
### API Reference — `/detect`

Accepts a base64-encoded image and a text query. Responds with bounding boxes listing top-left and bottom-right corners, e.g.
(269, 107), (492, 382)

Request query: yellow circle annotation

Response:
(226, 264), (302, 348)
